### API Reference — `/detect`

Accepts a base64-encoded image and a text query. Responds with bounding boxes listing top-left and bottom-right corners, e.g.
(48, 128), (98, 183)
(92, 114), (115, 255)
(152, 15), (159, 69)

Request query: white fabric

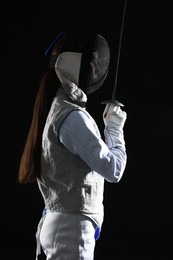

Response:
(55, 52), (87, 104)
(40, 211), (96, 260)
(55, 52), (82, 86)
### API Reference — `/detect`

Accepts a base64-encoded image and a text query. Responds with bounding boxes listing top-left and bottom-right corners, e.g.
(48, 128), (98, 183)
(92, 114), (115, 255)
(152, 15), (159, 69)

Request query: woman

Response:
(18, 28), (127, 260)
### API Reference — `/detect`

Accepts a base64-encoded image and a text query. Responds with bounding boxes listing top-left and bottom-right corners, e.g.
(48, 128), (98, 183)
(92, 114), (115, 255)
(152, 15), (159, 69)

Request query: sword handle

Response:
(101, 99), (124, 107)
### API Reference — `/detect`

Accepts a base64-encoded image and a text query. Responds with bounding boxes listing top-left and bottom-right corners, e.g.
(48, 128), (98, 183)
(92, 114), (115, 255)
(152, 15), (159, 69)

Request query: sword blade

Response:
(101, 0), (128, 107)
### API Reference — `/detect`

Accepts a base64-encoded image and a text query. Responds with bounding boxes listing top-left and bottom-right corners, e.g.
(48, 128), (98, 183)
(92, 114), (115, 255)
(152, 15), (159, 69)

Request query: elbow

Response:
(106, 150), (127, 183)
(115, 171), (124, 183)
(107, 165), (125, 183)
(116, 173), (124, 183)
(115, 157), (127, 182)
(106, 172), (123, 183)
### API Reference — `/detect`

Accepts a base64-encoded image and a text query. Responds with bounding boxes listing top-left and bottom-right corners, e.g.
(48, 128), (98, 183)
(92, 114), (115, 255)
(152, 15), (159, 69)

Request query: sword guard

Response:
(101, 99), (124, 107)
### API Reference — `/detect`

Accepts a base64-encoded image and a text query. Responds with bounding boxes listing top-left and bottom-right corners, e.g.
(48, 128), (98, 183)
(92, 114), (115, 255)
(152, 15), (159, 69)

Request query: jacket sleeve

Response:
(58, 109), (127, 183)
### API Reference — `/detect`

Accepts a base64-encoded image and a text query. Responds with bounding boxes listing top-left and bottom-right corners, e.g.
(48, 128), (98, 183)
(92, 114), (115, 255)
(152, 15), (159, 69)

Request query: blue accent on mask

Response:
(44, 31), (64, 56)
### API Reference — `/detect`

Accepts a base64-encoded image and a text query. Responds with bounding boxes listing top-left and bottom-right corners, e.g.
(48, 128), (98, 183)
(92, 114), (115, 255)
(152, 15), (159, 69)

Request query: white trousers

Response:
(39, 211), (97, 260)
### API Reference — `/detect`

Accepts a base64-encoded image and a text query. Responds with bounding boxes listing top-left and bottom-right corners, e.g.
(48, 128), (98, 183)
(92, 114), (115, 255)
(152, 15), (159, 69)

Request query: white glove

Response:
(103, 104), (127, 148)
(103, 104), (127, 129)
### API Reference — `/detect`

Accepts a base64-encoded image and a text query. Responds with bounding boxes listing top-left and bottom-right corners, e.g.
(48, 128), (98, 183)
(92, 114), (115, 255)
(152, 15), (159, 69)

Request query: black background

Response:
(1, 0), (173, 259)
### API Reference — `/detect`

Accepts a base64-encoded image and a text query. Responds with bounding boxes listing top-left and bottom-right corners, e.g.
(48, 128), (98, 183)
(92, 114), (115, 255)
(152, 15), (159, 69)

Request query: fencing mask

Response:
(45, 28), (110, 104)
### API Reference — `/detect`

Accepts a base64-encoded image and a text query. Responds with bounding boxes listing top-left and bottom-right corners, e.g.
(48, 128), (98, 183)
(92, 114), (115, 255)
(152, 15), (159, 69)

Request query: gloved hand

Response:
(103, 104), (127, 129)
(103, 103), (127, 149)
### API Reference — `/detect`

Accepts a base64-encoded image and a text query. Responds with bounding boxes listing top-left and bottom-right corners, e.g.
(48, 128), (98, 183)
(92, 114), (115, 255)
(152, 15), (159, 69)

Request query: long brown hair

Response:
(18, 68), (61, 183)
